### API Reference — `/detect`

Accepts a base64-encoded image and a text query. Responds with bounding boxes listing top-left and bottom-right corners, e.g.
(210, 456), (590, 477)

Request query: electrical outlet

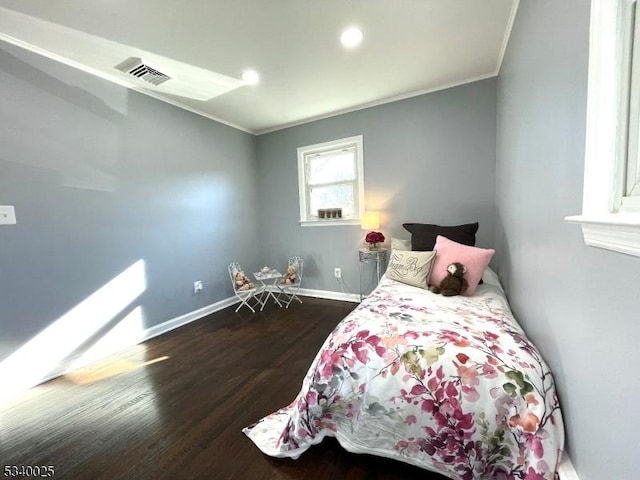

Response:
(0, 205), (16, 225)
(193, 280), (203, 293)
(334, 267), (342, 278)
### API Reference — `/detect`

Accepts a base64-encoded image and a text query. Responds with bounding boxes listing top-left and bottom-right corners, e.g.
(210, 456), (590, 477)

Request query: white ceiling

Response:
(0, 0), (518, 135)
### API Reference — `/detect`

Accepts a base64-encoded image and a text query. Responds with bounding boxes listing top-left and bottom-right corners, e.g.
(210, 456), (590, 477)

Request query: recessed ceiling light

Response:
(340, 27), (364, 48)
(241, 69), (260, 85)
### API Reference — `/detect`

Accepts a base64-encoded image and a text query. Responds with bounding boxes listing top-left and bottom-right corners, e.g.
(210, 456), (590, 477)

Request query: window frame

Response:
(566, 0), (640, 257)
(297, 135), (364, 227)
(622, 0), (640, 206)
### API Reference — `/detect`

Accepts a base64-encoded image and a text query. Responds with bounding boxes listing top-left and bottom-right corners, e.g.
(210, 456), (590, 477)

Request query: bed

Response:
(243, 268), (564, 480)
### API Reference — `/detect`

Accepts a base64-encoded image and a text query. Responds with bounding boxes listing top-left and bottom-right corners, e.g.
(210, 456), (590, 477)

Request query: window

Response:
(566, 0), (640, 257)
(297, 135), (364, 226)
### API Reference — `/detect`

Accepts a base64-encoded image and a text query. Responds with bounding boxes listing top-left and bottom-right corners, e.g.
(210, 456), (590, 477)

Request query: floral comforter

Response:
(243, 270), (564, 480)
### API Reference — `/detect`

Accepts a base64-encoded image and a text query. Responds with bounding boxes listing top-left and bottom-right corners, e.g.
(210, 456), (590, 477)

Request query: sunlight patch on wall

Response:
(65, 306), (145, 372)
(0, 260), (146, 402)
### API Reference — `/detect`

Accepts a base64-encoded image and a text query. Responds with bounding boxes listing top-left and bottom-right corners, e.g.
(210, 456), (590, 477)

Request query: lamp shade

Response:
(361, 211), (380, 230)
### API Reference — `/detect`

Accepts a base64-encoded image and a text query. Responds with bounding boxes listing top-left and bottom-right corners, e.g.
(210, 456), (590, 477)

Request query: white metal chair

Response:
(228, 262), (263, 313)
(275, 256), (304, 308)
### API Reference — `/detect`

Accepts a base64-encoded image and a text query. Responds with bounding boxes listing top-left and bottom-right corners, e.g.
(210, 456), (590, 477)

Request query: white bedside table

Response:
(358, 248), (387, 301)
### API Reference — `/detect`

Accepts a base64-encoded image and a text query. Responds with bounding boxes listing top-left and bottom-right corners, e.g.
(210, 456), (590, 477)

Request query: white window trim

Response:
(566, 0), (640, 257)
(624, 2), (640, 202)
(297, 135), (364, 227)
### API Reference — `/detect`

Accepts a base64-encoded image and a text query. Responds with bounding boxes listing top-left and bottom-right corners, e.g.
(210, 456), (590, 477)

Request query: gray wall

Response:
(256, 79), (497, 295)
(496, 1), (640, 479)
(0, 43), (259, 370)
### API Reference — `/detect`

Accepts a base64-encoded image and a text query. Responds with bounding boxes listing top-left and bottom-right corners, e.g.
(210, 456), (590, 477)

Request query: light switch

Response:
(0, 206), (17, 225)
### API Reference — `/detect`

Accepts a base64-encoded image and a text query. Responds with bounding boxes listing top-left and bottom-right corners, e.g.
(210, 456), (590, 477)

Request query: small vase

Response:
(368, 242), (378, 251)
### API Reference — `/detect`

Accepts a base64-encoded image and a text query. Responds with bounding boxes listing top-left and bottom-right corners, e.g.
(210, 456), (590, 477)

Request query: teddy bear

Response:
(429, 262), (468, 296)
(281, 264), (297, 285)
(235, 271), (254, 291)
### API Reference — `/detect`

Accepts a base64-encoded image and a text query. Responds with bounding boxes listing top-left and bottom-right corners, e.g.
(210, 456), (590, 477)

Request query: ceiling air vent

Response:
(114, 57), (171, 86)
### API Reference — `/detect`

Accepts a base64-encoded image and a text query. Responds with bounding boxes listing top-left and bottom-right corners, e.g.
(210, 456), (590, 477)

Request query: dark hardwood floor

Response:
(0, 297), (448, 480)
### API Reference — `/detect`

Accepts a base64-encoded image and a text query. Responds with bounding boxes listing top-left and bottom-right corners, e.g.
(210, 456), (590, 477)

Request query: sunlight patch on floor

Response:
(65, 354), (169, 385)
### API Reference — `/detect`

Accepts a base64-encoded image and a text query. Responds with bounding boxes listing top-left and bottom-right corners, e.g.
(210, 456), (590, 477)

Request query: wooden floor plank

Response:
(0, 297), (447, 480)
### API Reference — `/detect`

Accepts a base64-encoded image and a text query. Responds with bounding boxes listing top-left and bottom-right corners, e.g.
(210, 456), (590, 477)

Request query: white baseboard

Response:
(141, 296), (238, 341)
(558, 453), (579, 480)
(12, 289), (357, 399)
(61, 290), (354, 378)
(298, 288), (360, 303)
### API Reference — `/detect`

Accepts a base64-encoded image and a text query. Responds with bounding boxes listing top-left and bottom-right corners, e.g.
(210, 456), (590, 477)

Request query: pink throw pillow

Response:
(429, 236), (495, 296)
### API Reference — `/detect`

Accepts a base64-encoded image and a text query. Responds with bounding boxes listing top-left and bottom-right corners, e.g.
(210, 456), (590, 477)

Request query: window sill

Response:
(565, 214), (640, 257)
(299, 219), (361, 227)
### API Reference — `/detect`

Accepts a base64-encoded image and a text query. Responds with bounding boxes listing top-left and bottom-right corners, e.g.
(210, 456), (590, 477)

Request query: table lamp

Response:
(361, 211), (385, 250)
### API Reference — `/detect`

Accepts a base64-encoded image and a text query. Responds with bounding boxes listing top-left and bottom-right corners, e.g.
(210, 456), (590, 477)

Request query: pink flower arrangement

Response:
(365, 231), (385, 247)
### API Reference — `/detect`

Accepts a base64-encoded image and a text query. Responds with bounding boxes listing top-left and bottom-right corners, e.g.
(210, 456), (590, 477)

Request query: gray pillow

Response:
(385, 250), (436, 289)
